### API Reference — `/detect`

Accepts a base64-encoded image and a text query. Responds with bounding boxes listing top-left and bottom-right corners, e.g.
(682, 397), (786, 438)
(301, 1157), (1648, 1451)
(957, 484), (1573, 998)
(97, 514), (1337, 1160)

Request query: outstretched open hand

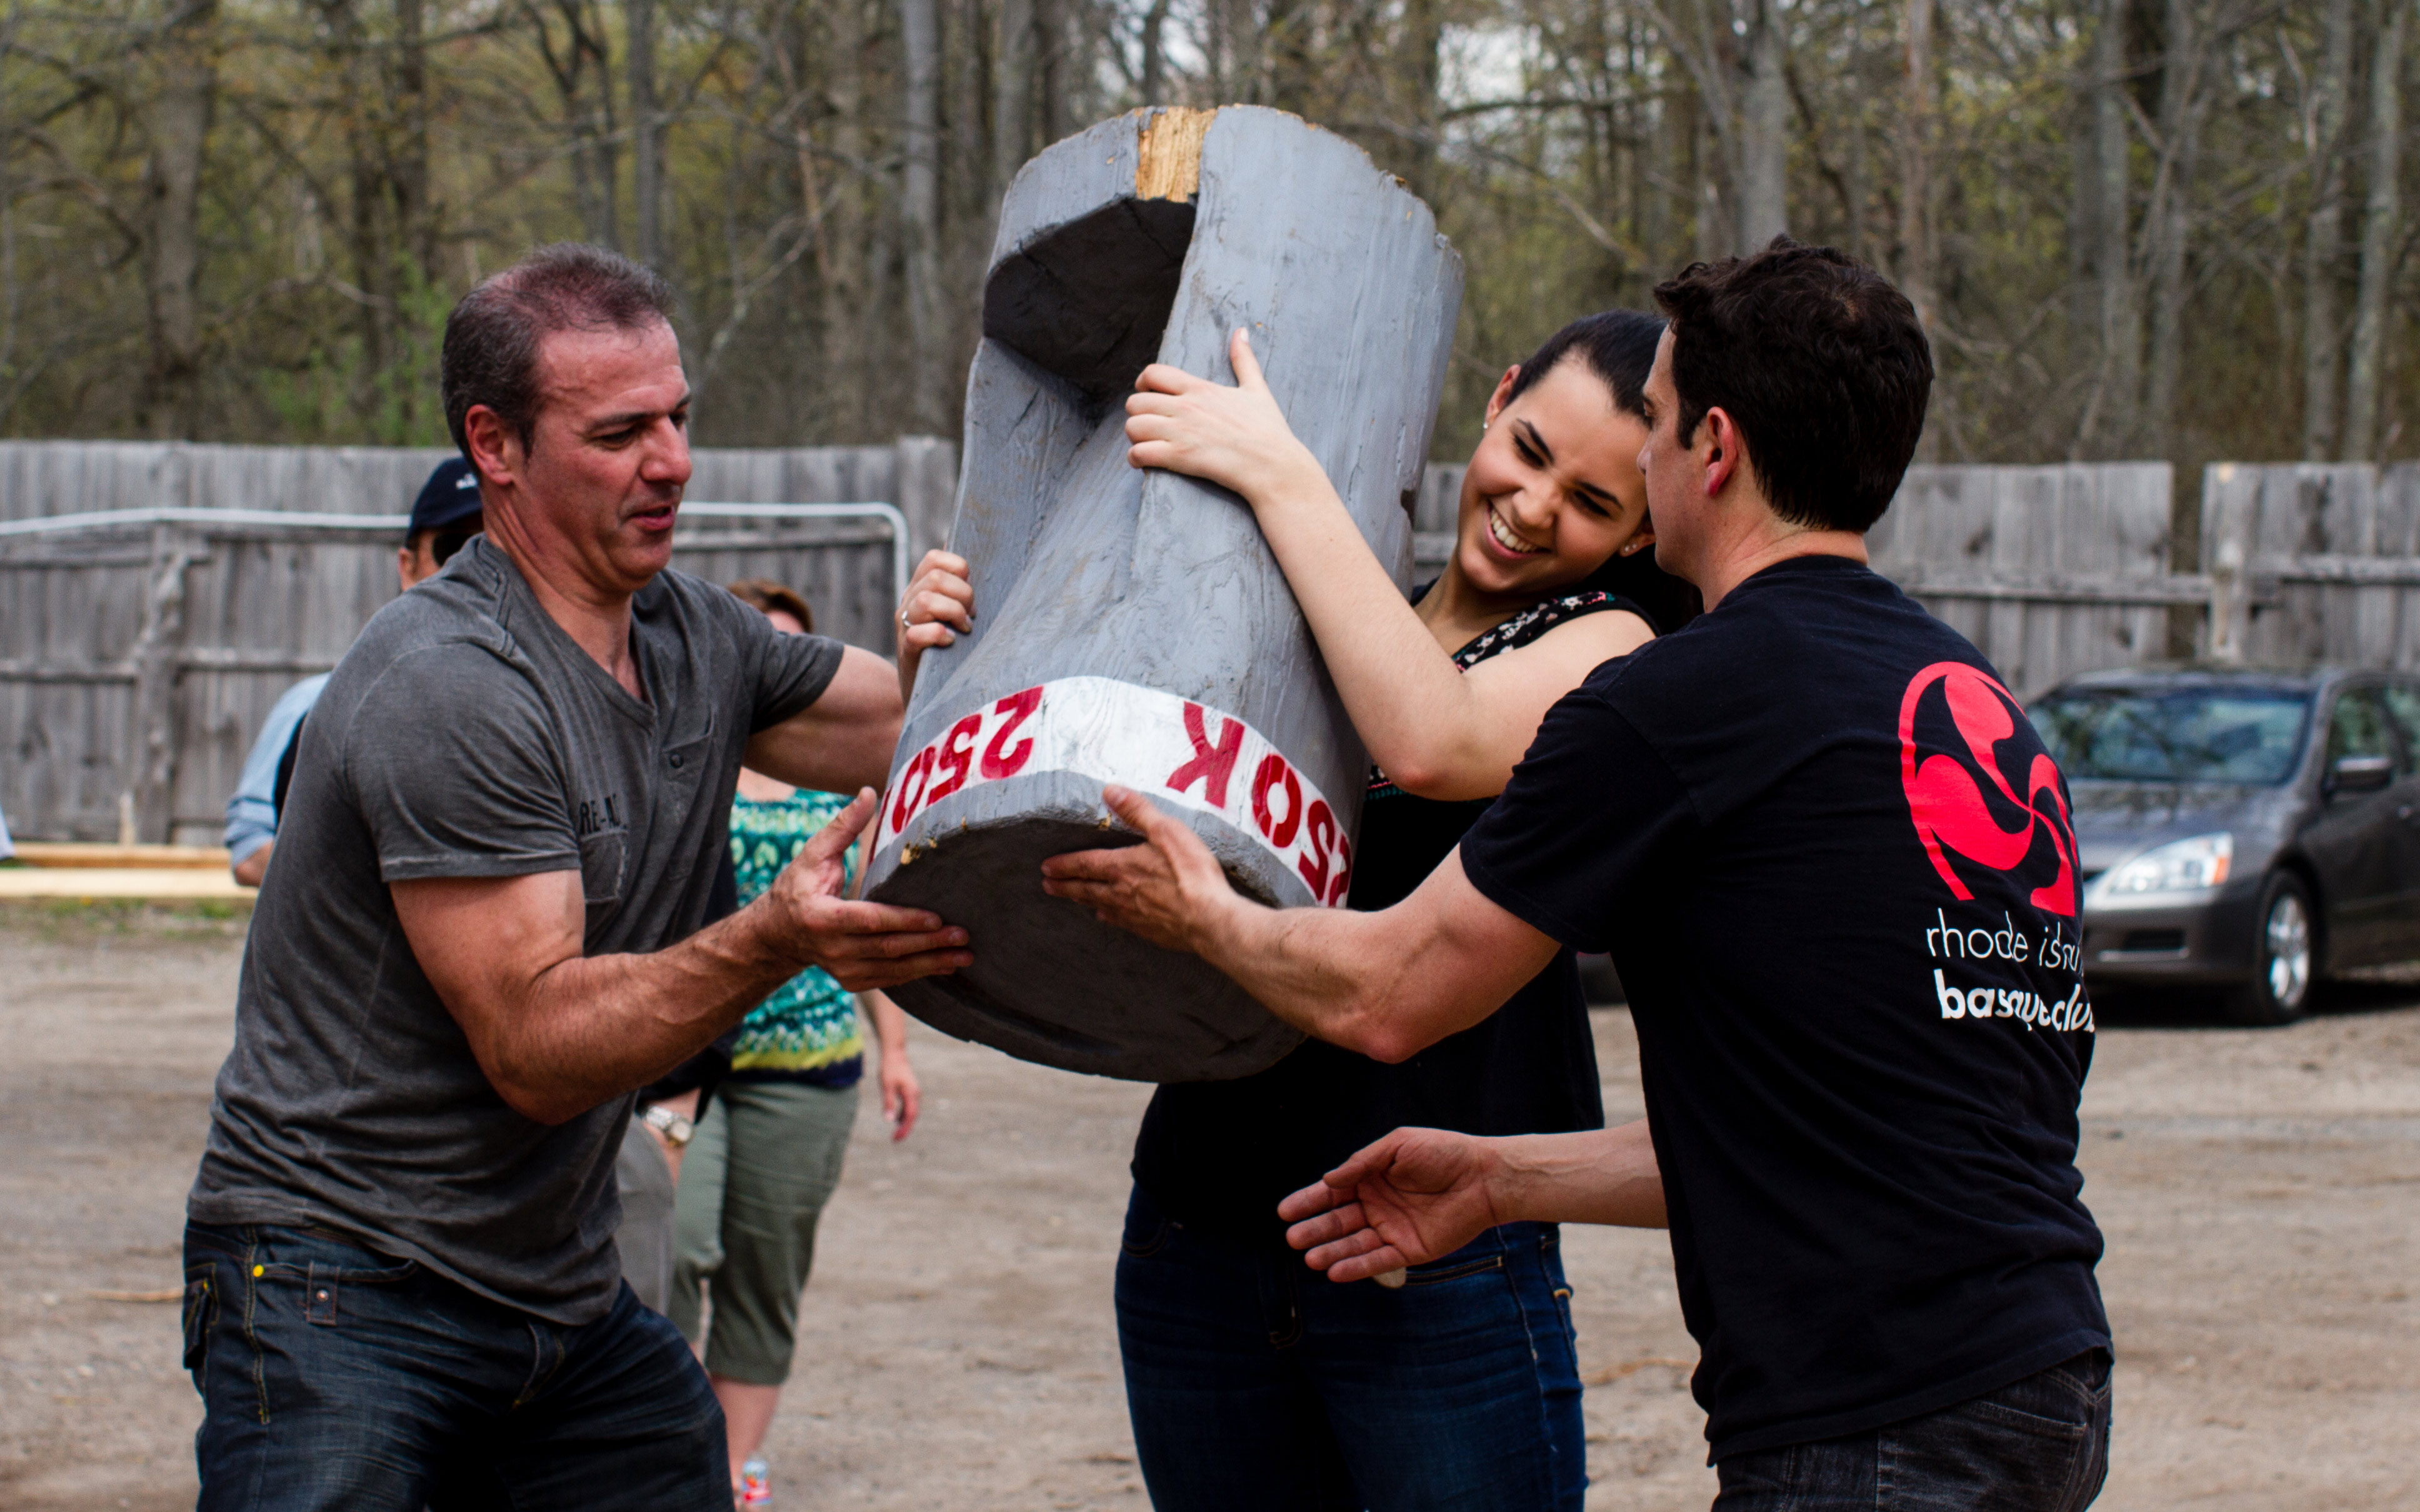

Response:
(1278, 1127), (1508, 1284)
(1039, 784), (1240, 956)
(761, 788), (972, 991)
(1125, 328), (1322, 504)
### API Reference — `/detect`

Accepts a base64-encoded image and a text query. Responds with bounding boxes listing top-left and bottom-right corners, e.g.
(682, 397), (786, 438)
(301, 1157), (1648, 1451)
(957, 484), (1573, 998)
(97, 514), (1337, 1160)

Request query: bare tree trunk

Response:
(2341, 0), (2406, 460)
(2301, 0), (2357, 458)
(1737, 0), (1789, 252)
(629, 0), (662, 267)
(2142, 0), (2204, 461)
(2082, 0), (2141, 455)
(140, 0), (219, 440)
(1138, 0), (1169, 104)
(900, 0), (945, 430)
(530, 0), (617, 249)
(1897, 0), (1938, 457)
(1692, 88), (1726, 265)
(1640, 16), (1676, 271)
(828, 0), (869, 435)
(1266, 0), (1318, 116)
(1032, 0), (1058, 144)
(1897, 0), (1936, 329)
(992, 0), (1035, 220)
(1221, 0), (1265, 103)
(1398, 0), (1445, 199)
(391, 0), (434, 277)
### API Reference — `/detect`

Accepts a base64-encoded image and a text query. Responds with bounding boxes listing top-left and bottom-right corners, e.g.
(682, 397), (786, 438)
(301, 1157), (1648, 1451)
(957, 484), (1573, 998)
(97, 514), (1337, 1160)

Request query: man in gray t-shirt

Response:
(181, 245), (970, 1512)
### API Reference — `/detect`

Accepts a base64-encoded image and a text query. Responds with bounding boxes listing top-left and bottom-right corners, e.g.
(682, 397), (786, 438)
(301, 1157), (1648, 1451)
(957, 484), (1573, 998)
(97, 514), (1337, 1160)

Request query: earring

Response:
(1621, 541), (1645, 555)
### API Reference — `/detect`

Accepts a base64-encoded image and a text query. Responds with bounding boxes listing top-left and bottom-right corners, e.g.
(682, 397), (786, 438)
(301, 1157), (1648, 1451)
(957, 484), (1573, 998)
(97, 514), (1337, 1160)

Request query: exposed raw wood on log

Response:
(1134, 106), (1214, 199)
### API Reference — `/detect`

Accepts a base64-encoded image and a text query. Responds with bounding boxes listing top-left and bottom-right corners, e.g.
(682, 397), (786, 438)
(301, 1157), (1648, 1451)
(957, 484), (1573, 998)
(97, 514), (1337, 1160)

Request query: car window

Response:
(2325, 688), (2394, 767)
(2381, 685), (2420, 772)
(2029, 687), (2311, 784)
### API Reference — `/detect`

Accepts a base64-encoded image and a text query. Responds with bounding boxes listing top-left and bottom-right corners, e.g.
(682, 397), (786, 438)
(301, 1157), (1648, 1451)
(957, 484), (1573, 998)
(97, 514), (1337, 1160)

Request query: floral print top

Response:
(726, 789), (864, 1085)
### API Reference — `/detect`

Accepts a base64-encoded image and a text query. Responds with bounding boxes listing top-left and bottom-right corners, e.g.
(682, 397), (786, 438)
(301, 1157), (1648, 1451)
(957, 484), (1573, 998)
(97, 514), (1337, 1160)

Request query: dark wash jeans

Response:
(182, 1221), (728, 1511)
(1714, 1350), (2112, 1511)
(1114, 1183), (1586, 1512)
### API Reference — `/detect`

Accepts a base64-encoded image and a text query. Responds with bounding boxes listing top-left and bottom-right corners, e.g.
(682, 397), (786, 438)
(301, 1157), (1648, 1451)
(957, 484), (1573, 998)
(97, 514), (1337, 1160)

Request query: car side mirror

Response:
(2327, 754), (2394, 793)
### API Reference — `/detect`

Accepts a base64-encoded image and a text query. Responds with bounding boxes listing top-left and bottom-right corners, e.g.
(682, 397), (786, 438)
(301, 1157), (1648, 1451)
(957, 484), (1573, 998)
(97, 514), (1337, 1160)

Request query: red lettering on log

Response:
(1297, 799), (1336, 897)
(1167, 702), (1245, 806)
(981, 687), (1044, 778)
(889, 746), (937, 834)
(926, 714), (985, 805)
(1252, 754), (1301, 847)
(1326, 832), (1352, 906)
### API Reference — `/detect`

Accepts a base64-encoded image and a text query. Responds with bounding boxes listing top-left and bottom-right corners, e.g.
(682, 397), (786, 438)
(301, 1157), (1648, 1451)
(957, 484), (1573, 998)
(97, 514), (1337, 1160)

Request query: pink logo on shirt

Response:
(1898, 662), (2078, 917)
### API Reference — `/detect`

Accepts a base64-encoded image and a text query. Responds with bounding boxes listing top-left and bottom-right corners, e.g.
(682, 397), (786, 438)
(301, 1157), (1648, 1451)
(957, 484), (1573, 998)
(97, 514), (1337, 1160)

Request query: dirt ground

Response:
(0, 900), (2413, 1511)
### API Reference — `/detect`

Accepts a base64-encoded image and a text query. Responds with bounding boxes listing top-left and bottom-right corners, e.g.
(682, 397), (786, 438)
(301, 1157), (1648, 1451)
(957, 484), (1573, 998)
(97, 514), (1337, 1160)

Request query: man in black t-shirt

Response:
(1046, 240), (2111, 1511)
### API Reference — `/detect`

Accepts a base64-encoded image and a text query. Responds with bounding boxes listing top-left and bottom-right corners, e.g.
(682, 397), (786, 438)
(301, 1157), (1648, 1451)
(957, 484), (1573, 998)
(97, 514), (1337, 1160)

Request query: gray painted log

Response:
(862, 106), (1463, 1083)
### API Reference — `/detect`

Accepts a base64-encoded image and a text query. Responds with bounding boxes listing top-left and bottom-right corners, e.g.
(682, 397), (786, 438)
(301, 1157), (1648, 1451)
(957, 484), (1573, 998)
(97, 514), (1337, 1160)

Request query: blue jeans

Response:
(1714, 1351), (2112, 1511)
(1114, 1184), (1586, 1512)
(182, 1221), (728, 1511)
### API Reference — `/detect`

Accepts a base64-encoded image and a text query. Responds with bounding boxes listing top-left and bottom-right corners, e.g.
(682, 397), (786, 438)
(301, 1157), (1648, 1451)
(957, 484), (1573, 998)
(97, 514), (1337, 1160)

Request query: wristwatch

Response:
(641, 1103), (695, 1148)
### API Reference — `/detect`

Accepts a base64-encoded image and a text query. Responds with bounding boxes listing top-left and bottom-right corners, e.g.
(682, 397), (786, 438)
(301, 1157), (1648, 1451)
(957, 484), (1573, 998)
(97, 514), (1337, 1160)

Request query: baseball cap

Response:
(408, 457), (484, 540)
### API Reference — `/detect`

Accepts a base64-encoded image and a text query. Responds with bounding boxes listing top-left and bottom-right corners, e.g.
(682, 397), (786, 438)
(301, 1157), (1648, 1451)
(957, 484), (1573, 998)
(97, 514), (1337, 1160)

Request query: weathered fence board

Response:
(1868, 464), (2177, 697)
(2201, 462), (2420, 670)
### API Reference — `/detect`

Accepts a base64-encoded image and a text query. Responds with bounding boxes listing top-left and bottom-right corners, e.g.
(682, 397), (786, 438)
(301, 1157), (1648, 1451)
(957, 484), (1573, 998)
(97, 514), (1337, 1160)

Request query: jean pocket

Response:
(1119, 1216), (1173, 1259)
(254, 1231), (419, 1326)
(1401, 1252), (1506, 1286)
(1963, 1378), (2095, 1441)
(181, 1267), (216, 1373)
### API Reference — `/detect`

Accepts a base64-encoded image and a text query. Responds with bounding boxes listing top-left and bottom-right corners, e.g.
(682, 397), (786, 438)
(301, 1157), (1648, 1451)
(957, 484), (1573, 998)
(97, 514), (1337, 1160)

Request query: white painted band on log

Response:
(882, 675), (1354, 908)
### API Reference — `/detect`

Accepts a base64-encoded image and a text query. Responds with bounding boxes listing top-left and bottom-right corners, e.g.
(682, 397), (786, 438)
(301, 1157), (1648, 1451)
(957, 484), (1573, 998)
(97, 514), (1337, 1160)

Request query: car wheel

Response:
(2224, 872), (2316, 1026)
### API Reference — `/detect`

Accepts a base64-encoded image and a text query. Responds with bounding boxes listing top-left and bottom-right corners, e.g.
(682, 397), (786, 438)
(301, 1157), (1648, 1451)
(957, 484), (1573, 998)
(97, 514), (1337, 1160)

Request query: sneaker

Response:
(739, 1458), (771, 1506)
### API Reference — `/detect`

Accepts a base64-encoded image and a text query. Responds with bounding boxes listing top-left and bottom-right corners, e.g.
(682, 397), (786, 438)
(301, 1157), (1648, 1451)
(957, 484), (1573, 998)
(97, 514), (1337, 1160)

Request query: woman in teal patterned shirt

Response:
(669, 580), (921, 1508)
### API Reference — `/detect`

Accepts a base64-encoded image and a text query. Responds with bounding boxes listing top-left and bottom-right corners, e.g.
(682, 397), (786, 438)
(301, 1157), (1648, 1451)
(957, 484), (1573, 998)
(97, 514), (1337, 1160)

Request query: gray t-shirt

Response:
(188, 537), (844, 1323)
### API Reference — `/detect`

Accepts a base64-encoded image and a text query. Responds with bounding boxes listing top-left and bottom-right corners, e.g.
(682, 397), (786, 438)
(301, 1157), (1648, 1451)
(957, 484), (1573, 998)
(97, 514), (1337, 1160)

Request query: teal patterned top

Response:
(727, 789), (864, 1084)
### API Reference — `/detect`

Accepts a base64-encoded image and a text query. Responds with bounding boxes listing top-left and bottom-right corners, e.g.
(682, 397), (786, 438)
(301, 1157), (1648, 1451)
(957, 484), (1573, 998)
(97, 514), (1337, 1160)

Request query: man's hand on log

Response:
(897, 549), (976, 702)
(761, 788), (972, 990)
(1126, 329), (1327, 506)
(1041, 784), (1242, 955)
(1277, 1127), (1509, 1284)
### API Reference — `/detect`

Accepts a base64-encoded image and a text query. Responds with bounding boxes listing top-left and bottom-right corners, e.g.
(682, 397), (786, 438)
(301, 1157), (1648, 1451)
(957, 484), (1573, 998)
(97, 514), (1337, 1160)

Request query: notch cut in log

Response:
(981, 198), (1196, 406)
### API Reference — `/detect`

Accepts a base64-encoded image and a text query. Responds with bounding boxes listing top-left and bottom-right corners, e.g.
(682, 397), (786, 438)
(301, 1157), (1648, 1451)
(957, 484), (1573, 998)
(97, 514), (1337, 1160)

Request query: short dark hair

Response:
(1652, 239), (1931, 534)
(1504, 309), (1664, 421)
(441, 243), (678, 461)
(726, 578), (815, 634)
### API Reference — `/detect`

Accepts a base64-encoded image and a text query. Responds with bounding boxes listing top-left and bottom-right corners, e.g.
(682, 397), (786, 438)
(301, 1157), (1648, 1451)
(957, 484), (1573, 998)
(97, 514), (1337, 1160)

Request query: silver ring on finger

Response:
(900, 609), (914, 634)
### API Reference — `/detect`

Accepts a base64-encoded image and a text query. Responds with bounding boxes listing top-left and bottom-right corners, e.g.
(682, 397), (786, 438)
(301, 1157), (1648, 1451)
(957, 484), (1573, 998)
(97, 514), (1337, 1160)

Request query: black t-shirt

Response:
(1130, 590), (1645, 1235)
(1461, 554), (2108, 1461)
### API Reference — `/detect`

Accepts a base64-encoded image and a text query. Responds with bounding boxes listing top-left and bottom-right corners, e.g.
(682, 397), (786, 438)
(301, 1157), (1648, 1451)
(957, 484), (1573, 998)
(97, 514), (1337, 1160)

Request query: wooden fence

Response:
(8, 442), (2419, 844)
(0, 439), (955, 844)
(2201, 462), (2420, 670)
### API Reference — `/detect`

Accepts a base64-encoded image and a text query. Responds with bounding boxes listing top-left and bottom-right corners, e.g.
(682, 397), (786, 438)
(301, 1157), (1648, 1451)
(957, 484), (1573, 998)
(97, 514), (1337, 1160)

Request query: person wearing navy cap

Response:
(224, 456), (485, 886)
(399, 454), (487, 584)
